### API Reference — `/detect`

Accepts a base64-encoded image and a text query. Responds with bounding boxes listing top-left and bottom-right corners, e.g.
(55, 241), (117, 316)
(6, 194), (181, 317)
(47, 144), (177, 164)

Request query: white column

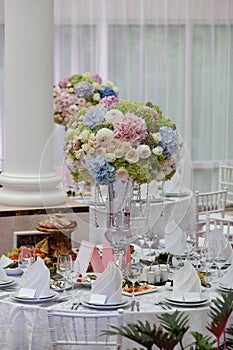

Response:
(0, 0), (66, 206)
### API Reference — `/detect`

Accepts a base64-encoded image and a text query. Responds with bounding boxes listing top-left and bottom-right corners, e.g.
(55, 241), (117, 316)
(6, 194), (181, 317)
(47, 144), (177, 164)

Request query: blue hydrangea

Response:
(159, 126), (178, 157)
(83, 106), (107, 130)
(99, 86), (117, 98)
(88, 156), (115, 185)
(74, 81), (95, 98)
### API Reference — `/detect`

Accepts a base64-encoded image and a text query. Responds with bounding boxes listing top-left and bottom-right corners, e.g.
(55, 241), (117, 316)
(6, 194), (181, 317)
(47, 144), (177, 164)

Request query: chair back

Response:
(48, 308), (124, 349)
(219, 165), (233, 205)
(206, 213), (233, 243)
(195, 188), (228, 239)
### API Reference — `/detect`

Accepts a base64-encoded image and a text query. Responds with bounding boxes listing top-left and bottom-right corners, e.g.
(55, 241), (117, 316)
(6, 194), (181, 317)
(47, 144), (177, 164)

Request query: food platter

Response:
(122, 283), (160, 296)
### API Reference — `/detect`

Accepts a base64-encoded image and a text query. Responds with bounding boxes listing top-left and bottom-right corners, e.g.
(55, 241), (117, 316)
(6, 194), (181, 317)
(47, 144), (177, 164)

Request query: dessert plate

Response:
(5, 267), (24, 276)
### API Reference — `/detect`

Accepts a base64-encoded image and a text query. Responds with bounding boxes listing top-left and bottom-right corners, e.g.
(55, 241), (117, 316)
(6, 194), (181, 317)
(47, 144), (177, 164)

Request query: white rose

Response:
(68, 104), (78, 114)
(95, 147), (106, 156)
(125, 149), (139, 164)
(54, 86), (61, 94)
(116, 168), (129, 180)
(121, 141), (132, 154)
(152, 132), (162, 143)
(96, 128), (114, 146)
(137, 145), (151, 159)
(152, 146), (163, 156)
(114, 148), (124, 158)
(105, 153), (116, 162)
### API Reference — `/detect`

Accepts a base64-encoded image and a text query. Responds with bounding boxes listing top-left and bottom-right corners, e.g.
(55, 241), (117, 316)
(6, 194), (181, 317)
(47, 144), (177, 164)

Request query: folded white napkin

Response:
(20, 257), (51, 298)
(164, 220), (187, 255)
(173, 260), (201, 296)
(220, 266), (233, 288)
(207, 228), (233, 264)
(0, 267), (10, 282)
(91, 261), (122, 304)
(0, 255), (14, 268)
(164, 171), (182, 193)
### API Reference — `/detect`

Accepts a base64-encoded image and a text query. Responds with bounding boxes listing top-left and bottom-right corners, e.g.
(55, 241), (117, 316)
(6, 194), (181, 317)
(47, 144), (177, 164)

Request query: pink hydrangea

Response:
(99, 96), (119, 110)
(114, 113), (147, 147)
(90, 73), (102, 84)
(59, 78), (70, 88)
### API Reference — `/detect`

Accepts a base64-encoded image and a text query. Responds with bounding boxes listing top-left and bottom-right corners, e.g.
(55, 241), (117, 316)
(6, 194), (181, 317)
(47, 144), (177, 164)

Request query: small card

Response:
(18, 288), (36, 298)
(90, 293), (106, 305)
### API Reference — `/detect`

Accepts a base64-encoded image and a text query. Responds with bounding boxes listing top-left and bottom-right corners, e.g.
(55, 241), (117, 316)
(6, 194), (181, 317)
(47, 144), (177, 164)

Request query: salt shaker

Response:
(147, 270), (155, 284)
(154, 266), (161, 283)
(161, 265), (169, 282)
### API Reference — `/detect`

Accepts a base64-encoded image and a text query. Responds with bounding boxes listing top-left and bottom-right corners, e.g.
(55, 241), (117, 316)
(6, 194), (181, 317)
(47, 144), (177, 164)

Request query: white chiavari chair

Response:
(48, 308), (124, 349)
(219, 165), (233, 205)
(195, 188), (228, 244)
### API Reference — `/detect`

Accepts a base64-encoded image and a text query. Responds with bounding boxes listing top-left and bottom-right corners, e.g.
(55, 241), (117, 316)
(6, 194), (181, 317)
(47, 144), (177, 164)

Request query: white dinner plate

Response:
(165, 292), (208, 305)
(81, 298), (130, 310)
(12, 292), (56, 303)
(0, 279), (15, 286)
(218, 283), (233, 292)
(165, 298), (210, 308)
(84, 297), (128, 307)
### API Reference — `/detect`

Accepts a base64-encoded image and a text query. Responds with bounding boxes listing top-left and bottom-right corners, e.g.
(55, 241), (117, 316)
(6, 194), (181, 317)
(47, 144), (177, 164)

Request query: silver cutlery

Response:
(71, 302), (81, 310)
(130, 300), (136, 311)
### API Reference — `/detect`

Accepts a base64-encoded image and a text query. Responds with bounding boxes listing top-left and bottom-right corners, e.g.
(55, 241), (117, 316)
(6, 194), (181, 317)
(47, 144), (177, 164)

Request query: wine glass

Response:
(186, 231), (196, 260)
(144, 230), (157, 257)
(214, 240), (226, 280)
(126, 263), (142, 298)
(57, 254), (72, 280)
(18, 245), (35, 269)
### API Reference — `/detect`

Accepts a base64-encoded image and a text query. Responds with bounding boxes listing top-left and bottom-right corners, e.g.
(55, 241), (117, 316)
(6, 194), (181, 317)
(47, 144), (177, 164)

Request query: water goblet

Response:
(144, 231), (157, 257)
(57, 254), (72, 279)
(126, 263), (142, 298)
(186, 231), (196, 260)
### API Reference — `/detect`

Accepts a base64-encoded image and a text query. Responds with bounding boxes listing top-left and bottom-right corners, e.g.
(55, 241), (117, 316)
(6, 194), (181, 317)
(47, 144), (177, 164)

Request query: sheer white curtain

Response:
(1, 0), (233, 192)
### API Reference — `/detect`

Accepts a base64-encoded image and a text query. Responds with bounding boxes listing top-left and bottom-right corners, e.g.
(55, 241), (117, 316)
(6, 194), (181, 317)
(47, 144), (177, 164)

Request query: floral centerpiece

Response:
(65, 99), (181, 265)
(65, 100), (181, 186)
(53, 72), (119, 126)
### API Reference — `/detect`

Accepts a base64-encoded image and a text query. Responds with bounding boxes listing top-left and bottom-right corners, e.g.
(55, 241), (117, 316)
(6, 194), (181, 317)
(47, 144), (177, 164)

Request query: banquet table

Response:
(87, 192), (195, 246)
(0, 272), (230, 350)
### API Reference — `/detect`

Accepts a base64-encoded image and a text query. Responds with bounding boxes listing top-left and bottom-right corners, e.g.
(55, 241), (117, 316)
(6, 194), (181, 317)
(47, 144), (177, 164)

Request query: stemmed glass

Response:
(214, 240), (226, 280)
(186, 231), (196, 260)
(57, 254), (73, 284)
(125, 263), (142, 298)
(18, 246), (35, 270)
(144, 230), (157, 257)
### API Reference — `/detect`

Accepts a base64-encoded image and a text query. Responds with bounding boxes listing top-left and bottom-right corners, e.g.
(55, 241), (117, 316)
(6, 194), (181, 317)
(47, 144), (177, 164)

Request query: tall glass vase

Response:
(104, 178), (134, 269)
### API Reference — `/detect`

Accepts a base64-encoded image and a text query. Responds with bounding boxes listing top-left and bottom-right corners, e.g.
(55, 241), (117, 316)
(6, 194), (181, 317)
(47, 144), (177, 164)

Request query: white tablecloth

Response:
(0, 276), (228, 350)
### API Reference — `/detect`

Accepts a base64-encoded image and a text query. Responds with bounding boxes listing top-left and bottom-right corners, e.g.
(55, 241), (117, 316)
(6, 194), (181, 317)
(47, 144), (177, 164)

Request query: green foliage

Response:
(102, 291), (233, 350)
(190, 332), (216, 349)
(207, 291), (233, 340)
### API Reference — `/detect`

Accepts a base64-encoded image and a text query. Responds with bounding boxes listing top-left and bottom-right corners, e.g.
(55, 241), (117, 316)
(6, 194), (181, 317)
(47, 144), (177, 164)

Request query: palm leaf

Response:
(190, 331), (217, 349)
(102, 317), (186, 350)
(101, 320), (155, 350)
(157, 310), (189, 340)
(207, 291), (233, 340)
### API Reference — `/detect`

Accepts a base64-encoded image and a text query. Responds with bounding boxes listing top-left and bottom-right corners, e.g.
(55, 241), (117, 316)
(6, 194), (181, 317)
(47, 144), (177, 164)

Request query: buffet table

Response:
(0, 276), (226, 350)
